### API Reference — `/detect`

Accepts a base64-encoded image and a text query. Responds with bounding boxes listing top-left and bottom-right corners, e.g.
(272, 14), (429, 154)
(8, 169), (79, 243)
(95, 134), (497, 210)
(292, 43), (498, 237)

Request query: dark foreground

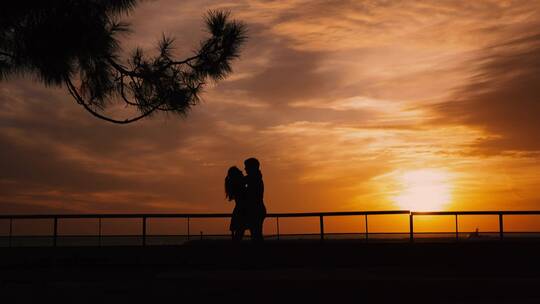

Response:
(2, 240), (540, 303)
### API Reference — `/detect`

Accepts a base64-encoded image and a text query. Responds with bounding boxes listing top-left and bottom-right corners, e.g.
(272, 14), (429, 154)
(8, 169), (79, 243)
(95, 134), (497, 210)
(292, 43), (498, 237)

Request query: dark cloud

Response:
(222, 45), (341, 105)
(0, 134), (132, 192)
(0, 79), (259, 213)
(432, 32), (540, 153)
(209, 20), (376, 121)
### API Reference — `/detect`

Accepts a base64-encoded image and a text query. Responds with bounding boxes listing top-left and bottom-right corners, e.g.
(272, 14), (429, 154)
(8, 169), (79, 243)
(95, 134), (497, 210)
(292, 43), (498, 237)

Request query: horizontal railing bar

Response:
(0, 210), (413, 220)
(412, 211), (540, 215)
(268, 211), (410, 217)
(3, 210), (540, 220)
(0, 214), (232, 219)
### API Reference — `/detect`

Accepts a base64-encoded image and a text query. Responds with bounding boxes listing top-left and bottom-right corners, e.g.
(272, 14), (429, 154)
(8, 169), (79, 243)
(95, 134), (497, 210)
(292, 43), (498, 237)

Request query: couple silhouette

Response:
(225, 157), (267, 242)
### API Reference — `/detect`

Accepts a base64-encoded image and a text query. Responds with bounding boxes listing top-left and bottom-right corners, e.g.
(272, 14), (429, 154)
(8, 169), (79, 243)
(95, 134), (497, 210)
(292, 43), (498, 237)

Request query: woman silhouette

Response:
(225, 166), (248, 241)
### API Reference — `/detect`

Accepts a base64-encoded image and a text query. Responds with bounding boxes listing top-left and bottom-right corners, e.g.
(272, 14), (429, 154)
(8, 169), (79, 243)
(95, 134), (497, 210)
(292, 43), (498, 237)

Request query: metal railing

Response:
(1, 210), (539, 247)
(411, 211), (540, 241)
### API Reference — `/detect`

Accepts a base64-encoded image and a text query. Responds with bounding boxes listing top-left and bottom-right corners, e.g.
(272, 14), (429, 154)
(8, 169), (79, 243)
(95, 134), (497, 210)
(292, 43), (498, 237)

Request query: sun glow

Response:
(392, 169), (453, 211)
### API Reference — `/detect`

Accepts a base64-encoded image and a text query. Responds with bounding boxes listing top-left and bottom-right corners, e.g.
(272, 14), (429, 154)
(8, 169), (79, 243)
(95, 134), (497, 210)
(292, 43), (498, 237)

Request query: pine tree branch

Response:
(65, 77), (162, 124)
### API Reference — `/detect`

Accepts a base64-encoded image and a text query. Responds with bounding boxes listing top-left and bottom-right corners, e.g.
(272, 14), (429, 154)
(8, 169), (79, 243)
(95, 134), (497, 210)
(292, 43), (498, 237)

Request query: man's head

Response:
(244, 157), (260, 175)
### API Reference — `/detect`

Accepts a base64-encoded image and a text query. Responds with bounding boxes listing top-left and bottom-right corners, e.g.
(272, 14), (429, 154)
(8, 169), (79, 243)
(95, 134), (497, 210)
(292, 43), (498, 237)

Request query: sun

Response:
(392, 169), (452, 211)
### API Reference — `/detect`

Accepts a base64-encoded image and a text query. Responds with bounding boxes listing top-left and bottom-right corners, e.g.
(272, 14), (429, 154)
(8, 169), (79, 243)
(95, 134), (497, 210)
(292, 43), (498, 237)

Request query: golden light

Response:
(392, 169), (452, 211)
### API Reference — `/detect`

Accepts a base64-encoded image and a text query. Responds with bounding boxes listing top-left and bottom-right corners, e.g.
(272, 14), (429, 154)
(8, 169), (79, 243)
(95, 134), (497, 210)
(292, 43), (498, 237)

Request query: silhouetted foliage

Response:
(0, 0), (247, 123)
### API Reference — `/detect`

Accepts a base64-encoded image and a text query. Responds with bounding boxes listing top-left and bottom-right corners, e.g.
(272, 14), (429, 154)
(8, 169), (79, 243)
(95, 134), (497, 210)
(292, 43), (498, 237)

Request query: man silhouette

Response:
(244, 157), (266, 242)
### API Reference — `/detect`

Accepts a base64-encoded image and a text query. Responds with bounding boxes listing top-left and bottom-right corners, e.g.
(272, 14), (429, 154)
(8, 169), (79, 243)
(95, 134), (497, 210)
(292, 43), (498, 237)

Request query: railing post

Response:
(365, 214), (369, 241)
(53, 217), (58, 247)
(187, 217), (190, 240)
(276, 217), (280, 240)
(319, 215), (324, 240)
(455, 214), (459, 241)
(409, 214), (414, 242)
(9, 218), (13, 248)
(98, 218), (102, 247)
(499, 213), (504, 240)
(142, 216), (147, 246)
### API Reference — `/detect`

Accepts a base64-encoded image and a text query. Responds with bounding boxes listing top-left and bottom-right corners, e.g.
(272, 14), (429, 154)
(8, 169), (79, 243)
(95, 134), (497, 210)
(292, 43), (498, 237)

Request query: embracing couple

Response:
(225, 157), (267, 242)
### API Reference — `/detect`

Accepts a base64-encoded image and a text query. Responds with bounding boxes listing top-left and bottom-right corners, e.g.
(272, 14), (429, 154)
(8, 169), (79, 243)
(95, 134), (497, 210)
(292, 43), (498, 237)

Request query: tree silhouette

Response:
(0, 0), (247, 124)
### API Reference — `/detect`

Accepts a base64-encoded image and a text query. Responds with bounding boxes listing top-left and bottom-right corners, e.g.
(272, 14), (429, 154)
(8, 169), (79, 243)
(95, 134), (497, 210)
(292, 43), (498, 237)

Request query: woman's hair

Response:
(225, 166), (243, 201)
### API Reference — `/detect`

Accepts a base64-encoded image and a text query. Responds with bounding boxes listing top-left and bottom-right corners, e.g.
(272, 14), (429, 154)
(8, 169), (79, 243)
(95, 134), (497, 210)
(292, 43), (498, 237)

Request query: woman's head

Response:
(225, 166), (244, 201)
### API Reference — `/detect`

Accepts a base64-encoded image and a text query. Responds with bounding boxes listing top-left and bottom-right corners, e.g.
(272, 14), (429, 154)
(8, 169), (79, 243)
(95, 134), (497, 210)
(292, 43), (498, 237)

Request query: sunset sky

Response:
(2, 0), (540, 229)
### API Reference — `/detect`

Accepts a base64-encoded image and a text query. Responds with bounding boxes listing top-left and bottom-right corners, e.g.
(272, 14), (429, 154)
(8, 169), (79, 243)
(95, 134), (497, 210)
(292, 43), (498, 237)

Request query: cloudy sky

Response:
(2, 0), (540, 226)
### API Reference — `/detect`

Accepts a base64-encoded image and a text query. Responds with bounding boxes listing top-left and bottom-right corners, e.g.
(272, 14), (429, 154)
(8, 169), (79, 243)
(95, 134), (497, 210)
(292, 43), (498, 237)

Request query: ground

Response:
(1, 240), (540, 303)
